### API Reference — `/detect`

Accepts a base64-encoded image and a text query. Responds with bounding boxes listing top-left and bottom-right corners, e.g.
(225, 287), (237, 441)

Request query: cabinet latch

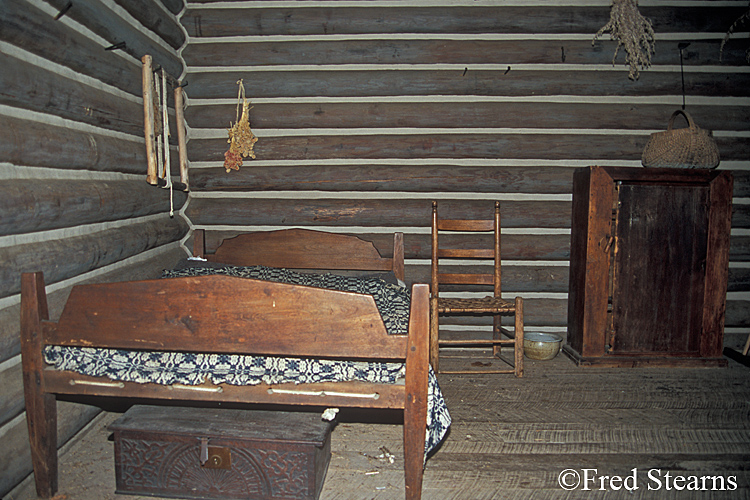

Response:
(599, 235), (616, 254)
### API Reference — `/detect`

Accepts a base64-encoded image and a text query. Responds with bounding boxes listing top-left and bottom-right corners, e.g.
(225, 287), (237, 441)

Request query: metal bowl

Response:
(523, 332), (563, 361)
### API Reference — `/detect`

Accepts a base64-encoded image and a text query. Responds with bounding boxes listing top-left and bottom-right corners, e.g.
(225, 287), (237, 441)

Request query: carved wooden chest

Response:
(109, 405), (332, 500)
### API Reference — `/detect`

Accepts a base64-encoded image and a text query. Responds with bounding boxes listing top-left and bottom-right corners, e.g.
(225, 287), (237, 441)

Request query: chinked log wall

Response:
(180, 1), (750, 337)
(0, 0), (188, 495)
(2, 0), (750, 496)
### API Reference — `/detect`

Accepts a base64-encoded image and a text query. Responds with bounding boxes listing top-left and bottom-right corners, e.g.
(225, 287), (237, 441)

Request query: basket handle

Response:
(667, 109), (697, 131)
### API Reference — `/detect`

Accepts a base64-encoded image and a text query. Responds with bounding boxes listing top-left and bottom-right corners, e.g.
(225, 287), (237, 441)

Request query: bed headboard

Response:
(193, 228), (405, 281)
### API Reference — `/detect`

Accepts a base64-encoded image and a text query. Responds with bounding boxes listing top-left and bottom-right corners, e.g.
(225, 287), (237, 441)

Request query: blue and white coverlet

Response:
(44, 265), (451, 456)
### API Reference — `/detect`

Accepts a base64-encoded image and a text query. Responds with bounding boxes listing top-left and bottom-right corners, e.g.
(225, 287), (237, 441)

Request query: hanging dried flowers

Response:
(721, 5), (750, 63)
(593, 0), (656, 80)
(223, 79), (258, 172)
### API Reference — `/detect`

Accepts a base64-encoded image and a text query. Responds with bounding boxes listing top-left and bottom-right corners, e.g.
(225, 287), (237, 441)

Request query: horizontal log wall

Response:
(180, 1), (750, 343)
(0, 0), (187, 496)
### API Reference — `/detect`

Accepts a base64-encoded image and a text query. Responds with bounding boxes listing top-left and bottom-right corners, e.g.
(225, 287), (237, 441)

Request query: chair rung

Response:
(439, 339), (516, 345)
(440, 369), (516, 374)
(439, 309), (514, 315)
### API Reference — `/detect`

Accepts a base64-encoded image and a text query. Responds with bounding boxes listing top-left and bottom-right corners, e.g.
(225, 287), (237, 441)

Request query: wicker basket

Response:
(641, 110), (720, 169)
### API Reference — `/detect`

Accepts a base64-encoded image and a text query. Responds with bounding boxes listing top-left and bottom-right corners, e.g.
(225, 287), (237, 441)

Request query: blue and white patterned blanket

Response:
(44, 265), (451, 456)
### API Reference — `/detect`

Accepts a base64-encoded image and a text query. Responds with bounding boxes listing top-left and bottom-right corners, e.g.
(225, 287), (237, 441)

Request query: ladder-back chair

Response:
(430, 201), (524, 376)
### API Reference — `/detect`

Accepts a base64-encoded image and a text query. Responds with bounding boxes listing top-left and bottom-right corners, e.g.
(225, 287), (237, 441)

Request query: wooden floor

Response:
(8, 345), (750, 500)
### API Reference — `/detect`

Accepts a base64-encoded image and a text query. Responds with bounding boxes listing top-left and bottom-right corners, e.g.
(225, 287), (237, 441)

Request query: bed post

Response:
(393, 232), (405, 282)
(193, 228), (206, 258)
(20, 272), (58, 499)
(404, 283), (429, 500)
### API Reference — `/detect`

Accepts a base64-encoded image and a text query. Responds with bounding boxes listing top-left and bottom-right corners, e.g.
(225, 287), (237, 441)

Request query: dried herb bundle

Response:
(721, 5), (750, 63)
(593, 0), (656, 80)
(224, 79), (258, 172)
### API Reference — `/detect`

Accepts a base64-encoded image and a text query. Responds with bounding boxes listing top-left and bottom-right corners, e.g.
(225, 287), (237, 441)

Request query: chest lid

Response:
(109, 405), (332, 446)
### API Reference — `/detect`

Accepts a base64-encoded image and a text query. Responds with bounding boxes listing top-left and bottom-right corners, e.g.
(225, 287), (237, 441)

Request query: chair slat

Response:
(437, 273), (494, 285)
(437, 248), (494, 259)
(437, 219), (494, 232)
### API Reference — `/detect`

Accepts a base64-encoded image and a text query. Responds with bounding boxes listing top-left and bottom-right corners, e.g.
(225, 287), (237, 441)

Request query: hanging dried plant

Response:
(593, 0), (656, 80)
(223, 79), (258, 172)
(720, 5), (750, 63)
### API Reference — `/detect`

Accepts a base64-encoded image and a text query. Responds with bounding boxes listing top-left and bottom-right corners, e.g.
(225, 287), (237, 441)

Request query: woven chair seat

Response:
(437, 296), (515, 314)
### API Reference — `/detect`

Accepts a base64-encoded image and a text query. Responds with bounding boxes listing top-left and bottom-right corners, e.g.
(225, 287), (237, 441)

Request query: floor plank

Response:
(8, 353), (750, 499)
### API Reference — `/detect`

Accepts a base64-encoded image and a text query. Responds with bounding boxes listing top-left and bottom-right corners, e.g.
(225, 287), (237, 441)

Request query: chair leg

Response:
(514, 297), (524, 378)
(429, 297), (439, 373)
(492, 315), (502, 358)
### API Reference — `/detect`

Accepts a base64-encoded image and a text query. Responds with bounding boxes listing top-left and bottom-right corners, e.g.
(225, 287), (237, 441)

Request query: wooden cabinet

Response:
(565, 166), (733, 367)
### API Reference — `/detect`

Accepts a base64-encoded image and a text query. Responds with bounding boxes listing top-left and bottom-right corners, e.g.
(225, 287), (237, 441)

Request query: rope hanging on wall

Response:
(224, 79), (258, 173)
(593, 0), (655, 80)
(160, 69), (174, 216)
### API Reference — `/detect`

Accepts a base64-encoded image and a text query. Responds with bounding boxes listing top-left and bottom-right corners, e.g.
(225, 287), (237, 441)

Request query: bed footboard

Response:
(20, 272), (430, 500)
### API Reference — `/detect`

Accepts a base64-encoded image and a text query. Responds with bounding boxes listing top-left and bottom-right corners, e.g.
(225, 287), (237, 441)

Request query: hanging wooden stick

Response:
(160, 69), (171, 187)
(174, 84), (189, 190)
(160, 69), (175, 217)
(154, 71), (164, 184)
(142, 55), (189, 192)
(141, 55), (158, 185)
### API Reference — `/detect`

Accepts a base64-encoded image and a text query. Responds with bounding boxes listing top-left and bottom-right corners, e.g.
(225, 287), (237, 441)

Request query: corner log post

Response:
(20, 272), (58, 498)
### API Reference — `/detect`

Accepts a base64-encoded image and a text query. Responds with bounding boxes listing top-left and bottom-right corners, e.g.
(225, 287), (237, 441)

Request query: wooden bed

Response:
(21, 229), (435, 500)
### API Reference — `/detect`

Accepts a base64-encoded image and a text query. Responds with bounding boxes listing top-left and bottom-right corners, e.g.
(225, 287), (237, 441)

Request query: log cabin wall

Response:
(2, 0), (749, 496)
(180, 2), (749, 343)
(0, 0), (189, 495)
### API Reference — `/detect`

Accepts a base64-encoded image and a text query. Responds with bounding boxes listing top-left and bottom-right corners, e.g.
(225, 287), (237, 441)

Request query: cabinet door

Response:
(609, 182), (709, 355)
